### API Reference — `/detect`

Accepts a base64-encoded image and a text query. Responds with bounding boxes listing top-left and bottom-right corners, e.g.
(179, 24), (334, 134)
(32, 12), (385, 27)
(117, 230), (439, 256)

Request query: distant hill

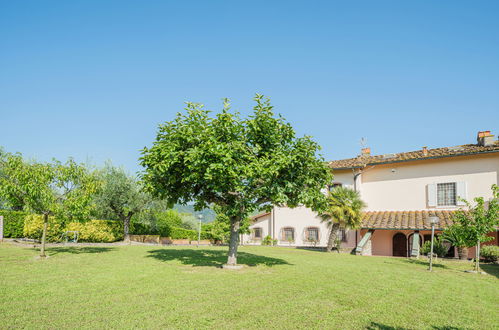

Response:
(173, 204), (216, 223)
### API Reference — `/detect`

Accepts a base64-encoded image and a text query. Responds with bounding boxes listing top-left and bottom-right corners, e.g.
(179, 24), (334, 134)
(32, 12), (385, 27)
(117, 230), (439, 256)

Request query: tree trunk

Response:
(123, 215), (131, 243)
(40, 214), (48, 258)
(226, 216), (241, 266)
(326, 223), (340, 252)
(475, 241), (480, 272)
(457, 246), (468, 260)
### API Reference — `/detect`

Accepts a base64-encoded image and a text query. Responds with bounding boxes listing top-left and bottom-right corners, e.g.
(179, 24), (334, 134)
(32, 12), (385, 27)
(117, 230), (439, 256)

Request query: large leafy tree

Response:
(0, 153), (98, 257)
(320, 186), (366, 252)
(93, 163), (150, 241)
(452, 184), (499, 271)
(140, 95), (331, 266)
(0, 148), (26, 210)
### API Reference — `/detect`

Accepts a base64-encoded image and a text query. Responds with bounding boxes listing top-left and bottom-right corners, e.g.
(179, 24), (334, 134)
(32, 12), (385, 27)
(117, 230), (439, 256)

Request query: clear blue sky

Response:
(1, 1), (498, 173)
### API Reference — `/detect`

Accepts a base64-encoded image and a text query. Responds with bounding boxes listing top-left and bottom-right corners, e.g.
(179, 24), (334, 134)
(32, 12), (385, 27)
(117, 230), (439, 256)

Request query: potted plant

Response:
(441, 224), (473, 260)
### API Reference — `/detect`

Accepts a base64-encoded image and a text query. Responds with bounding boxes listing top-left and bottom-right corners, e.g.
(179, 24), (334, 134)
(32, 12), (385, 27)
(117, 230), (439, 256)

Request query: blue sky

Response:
(1, 1), (498, 173)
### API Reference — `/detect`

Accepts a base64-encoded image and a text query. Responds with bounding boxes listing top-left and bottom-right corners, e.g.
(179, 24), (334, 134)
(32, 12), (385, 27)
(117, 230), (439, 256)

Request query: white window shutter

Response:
(456, 182), (467, 206)
(427, 184), (437, 207)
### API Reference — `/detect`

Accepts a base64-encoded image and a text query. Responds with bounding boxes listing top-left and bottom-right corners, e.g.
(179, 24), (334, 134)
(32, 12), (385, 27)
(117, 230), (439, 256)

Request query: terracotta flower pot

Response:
(457, 247), (468, 260)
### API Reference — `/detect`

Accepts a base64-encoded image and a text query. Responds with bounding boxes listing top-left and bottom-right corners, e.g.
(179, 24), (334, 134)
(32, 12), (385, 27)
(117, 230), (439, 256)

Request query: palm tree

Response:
(320, 186), (366, 252)
(441, 224), (473, 260)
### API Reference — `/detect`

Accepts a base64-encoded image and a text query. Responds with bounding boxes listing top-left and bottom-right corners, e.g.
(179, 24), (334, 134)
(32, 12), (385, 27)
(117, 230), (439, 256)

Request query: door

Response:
(393, 233), (407, 257)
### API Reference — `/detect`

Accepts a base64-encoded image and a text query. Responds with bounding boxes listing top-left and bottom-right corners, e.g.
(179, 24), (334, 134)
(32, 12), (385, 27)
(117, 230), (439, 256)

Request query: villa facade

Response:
(242, 130), (499, 258)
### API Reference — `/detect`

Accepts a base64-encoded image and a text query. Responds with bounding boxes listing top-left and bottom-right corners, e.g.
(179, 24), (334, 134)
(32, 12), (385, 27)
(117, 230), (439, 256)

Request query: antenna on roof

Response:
(360, 137), (367, 148)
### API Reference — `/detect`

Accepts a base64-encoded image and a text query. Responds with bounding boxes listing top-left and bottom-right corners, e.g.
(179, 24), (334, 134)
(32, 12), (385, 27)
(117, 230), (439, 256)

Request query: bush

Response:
(421, 237), (448, 257)
(66, 220), (123, 243)
(262, 235), (277, 246)
(481, 245), (499, 263)
(23, 214), (63, 242)
(0, 210), (28, 238)
(169, 227), (197, 240)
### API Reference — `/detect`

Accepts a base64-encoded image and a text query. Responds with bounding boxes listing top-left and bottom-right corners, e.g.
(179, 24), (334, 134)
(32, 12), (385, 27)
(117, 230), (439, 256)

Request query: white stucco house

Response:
(241, 130), (499, 258)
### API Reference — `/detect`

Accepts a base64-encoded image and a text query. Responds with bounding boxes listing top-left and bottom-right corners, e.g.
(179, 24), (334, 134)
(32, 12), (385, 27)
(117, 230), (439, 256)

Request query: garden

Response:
(1, 243), (498, 329)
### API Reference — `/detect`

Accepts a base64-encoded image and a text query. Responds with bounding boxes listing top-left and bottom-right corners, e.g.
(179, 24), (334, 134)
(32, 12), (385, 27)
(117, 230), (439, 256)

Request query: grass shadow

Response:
(147, 248), (291, 267)
(44, 246), (116, 256)
(401, 258), (449, 269)
(366, 322), (459, 330)
(480, 263), (499, 279)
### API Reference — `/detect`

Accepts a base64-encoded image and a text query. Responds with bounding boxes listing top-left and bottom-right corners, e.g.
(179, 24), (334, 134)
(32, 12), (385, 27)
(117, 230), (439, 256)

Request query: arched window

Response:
(304, 227), (320, 242)
(252, 227), (262, 240)
(281, 227), (295, 241)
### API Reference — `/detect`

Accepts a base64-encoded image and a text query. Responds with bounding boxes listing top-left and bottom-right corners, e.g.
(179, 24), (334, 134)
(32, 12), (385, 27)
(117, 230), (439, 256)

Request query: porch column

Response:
(355, 230), (374, 256)
(410, 231), (420, 258)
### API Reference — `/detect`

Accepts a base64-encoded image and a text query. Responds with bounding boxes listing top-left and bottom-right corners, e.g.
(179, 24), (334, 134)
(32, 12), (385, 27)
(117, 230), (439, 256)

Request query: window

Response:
(253, 228), (262, 239)
(305, 227), (319, 241)
(340, 229), (348, 242)
(282, 227), (295, 241)
(328, 183), (342, 191)
(437, 182), (456, 206)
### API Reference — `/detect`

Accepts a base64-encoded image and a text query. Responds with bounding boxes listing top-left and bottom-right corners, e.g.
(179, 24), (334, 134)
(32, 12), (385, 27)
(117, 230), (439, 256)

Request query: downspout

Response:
(353, 169), (362, 247)
(272, 207), (276, 241)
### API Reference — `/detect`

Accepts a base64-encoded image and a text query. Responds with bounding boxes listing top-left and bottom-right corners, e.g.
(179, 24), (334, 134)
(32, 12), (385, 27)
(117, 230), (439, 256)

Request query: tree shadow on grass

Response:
(146, 248), (291, 267)
(480, 263), (499, 279)
(44, 247), (116, 256)
(401, 258), (449, 269)
(367, 322), (459, 330)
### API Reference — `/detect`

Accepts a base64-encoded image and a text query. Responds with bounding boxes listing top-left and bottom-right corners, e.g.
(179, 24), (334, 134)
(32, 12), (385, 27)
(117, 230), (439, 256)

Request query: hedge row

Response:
(0, 210), (28, 238)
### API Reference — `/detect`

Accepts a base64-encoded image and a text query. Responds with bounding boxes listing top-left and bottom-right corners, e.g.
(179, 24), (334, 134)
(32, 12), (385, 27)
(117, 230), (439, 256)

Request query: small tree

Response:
(320, 186), (366, 252)
(93, 163), (150, 242)
(452, 184), (499, 271)
(140, 95), (331, 266)
(0, 154), (98, 257)
(441, 224), (474, 260)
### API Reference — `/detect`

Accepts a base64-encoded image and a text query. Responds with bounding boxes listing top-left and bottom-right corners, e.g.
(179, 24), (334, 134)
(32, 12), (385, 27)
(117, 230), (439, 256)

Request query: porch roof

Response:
(361, 210), (457, 230)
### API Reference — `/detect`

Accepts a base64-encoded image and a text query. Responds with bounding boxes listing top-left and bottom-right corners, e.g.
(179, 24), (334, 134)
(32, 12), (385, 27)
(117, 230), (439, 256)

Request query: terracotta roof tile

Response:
(329, 142), (499, 170)
(361, 210), (457, 230)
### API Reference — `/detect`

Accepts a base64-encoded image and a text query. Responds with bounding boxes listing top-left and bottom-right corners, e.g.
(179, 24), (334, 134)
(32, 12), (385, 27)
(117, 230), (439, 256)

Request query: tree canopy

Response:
(140, 95), (332, 266)
(93, 163), (150, 241)
(0, 153), (98, 256)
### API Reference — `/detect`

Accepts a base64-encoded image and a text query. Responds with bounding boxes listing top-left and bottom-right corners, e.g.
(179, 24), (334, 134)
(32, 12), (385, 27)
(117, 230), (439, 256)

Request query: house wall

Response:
(242, 214), (270, 245)
(243, 206), (357, 249)
(358, 154), (498, 211)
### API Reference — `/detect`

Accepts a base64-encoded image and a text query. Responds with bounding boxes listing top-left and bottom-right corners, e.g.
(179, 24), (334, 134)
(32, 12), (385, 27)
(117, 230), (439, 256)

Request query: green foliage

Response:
(169, 227), (197, 240)
(480, 245), (499, 263)
(93, 163), (150, 236)
(0, 210), (28, 238)
(451, 184), (499, 247)
(262, 235), (277, 246)
(0, 153), (98, 220)
(420, 237), (448, 258)
(320, 187), (366, 229)
(23, 214), (123, 243)
(140, 95), (331, 219)
(441, 224), (474, 248)
(66, 220), (123, 243)
(23, 214), (63, 242)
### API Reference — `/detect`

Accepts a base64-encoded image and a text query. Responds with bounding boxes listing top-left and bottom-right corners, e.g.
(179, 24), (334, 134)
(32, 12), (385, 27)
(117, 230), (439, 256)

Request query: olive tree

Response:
(0, 153), (98, 257)
(93, 163), (150, 242)
(140, 95), (331, 266)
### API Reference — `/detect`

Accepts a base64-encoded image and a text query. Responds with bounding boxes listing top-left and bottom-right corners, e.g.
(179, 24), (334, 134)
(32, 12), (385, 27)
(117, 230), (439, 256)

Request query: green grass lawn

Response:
(1, 243), (498, 329)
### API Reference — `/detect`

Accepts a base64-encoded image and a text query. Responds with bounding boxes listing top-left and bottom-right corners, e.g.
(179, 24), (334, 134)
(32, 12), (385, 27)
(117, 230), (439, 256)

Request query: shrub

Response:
(262, 235), (277, 246)
(66, 220), (123, 243)
(421, 237), (448, 257)
(480, 245), (499, 263)
(23, 214), (63, 242)
(170, 227), (197, 240)
(0, 210), (28, 238)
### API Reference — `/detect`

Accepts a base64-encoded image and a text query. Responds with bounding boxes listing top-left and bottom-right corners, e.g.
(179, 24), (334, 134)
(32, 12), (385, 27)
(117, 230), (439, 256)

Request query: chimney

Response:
(477, 131), (495, 147)
(361, 147), (371, 156)
(422, 146), (428, 156)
